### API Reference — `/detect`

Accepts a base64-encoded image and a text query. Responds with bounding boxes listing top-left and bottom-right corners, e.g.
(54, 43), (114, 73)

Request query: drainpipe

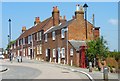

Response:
(66, 27), (68, 65)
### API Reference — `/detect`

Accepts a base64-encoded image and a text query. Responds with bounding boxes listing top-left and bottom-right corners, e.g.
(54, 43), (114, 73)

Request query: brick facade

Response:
(10, 4), (100, 67)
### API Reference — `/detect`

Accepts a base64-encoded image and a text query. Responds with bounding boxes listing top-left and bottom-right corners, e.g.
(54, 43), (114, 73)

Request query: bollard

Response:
(103, 67), (108, 81)
(18, 59), (19, 62)
(89, 62), (92, 72)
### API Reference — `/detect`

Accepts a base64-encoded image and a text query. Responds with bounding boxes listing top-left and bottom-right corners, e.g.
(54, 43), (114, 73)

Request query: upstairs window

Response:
(53, 49), (56, 57)
(70, 48), (74, 56)
(52, 31), (55, 40)
(37, 32), (39, 41)
(61, 29), (65, 38)
(18, 40), (19, 46)
(39, 32), (42, 40)
(45, 34), (47, 42)
(61, 48), (65, 58)
(23, 38), (25, 45)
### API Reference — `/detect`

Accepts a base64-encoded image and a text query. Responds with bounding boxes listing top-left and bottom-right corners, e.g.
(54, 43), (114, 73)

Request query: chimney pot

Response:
(63, 15), (66, 20)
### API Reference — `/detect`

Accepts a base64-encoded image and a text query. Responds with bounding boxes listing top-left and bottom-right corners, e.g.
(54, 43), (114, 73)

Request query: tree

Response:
(86, 36), (109, 62)
(6, 40), (16, 50)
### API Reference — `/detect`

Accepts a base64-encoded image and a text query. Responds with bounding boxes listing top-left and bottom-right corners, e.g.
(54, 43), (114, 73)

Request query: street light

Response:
(83, 3), (88, 40)
(8, 19), (11, 61)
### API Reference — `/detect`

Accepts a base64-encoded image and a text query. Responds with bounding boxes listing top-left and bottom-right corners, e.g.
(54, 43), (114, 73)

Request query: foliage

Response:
(86, 36), (109, 62)
(108, 50), (120, 62)
(6, 40), (16, 50)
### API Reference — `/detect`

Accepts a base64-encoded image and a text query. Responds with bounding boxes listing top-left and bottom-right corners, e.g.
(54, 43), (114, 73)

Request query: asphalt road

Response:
(2, 65), (41, 79)
(1, 58), (89, 79)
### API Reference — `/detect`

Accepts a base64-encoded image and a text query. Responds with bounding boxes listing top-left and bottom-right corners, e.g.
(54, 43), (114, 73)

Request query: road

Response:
(1, 58), (89, 79)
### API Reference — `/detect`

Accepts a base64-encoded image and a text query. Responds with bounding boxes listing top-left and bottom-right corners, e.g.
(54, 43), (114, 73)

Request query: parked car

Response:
(0, 54), (4, 59)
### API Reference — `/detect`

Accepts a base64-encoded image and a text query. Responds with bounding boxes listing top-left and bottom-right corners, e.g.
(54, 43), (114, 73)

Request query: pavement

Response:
(0, 57), (119, 80)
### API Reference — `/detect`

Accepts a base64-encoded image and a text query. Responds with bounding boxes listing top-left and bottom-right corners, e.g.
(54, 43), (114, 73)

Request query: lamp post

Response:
(83, 3), (88, 40)
(8, 19), (11, 61)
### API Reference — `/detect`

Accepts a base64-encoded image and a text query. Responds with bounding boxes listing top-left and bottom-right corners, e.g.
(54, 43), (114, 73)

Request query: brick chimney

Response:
(52, 6), (60, 26)
(75, 4), (84, 20)
(34, 17), (40, 26)
(94, 27), (100, 40)
(22, 26), (26, 33)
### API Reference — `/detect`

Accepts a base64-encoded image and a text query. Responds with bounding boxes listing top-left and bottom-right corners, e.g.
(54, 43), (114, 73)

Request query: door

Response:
(47, 49), (50, 62)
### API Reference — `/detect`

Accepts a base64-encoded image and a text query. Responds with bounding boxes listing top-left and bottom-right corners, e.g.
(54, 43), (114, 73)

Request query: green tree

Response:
(87, 36), (109, 62)
(6, 40), (16, 50)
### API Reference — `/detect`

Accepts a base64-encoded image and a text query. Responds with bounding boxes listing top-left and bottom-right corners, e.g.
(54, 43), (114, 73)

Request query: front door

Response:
(47, 49), (50, 62)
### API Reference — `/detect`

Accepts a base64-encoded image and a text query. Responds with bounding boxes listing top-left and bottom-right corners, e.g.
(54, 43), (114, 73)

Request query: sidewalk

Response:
(2, 58), (118, 80)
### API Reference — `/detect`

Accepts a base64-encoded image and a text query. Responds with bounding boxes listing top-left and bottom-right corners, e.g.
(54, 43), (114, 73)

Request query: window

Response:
(37, 32), (39, 41)
(18, 40), (19, 46)
(52, 31), (55, 40)
(45, 34), (47, 42)
(18, 50), (20, 56)
(37, 45), (42, 54)
(23, 49), (25, 56)
(61, 29), (65, 38)
(53, 49), (56, 57)
(70, 48), (74, 56)
(61, 48), (65, 58)
(23, 38), (25, 45)
(46, 49), (48, 57)
(39, 32), (42, 40)
(14, 43), (16, 48)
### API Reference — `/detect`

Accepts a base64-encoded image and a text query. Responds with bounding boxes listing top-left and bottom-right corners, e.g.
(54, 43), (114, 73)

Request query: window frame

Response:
(61, 48), (65, 58)
(45, 34), (47, 42)
(70, 48), (74, 56)
(52, 31), (56, 40)
(53, 49), (56, 57)
(61, 29), (65, 38)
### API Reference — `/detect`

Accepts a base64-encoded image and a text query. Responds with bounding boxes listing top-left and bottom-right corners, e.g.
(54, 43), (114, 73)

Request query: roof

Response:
(69, 40), (86, 51)
(44, 19), (74, 34)
(17, 17), (52, 40)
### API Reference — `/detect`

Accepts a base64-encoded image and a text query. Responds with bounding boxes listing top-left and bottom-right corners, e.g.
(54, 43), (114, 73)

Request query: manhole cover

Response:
(61, 70), (69, 73)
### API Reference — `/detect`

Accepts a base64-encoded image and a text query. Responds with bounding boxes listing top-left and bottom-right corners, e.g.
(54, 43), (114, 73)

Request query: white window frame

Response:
(53, 49), (56, 57)
(37, 32), (39, 41)
(61, 29), (65, 38)
(37, 45), (40, 55)
(40, 44), (42, 54)
(46, 49), (48, 57)
(61, 48), (65, 58)
(45, 34), (47, 42)
(39, 32), (42, 40)
(52, 31), (55, 40)
(23, 38), (25, 45)
(70, 48), (74, 56)
(18, 40), (19, 46)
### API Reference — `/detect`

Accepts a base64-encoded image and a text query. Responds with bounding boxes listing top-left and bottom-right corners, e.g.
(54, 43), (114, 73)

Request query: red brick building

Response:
(11, 4), (100, 67)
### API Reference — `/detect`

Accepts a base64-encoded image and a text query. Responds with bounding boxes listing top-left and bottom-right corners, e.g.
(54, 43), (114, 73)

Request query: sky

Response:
(1, 2), (118, 51)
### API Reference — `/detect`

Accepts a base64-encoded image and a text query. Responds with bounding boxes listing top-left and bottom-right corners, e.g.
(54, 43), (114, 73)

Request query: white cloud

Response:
(108, 19), (118, 26)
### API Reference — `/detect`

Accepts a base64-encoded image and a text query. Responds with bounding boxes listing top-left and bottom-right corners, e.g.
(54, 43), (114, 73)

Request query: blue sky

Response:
(2, 2), (118, 51)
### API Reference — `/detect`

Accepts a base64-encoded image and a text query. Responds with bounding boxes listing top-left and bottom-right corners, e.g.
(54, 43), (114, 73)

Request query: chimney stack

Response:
(52, 6), (60, 26)
(94, 27), (100, 40)
(63, 15), (66, 20)
(72, 15), (75, 19)
(34, 17), (40, 26)
(75, 4), (84, 20)
(22, 26), (26, 33)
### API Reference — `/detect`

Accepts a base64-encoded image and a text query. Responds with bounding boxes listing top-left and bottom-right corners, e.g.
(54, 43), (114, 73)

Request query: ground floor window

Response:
(70, 48), (73, 56)
(37, 44), (42, 54)
(53, 49), (56, 57)
(61, 48), (65, 58)
(46, 49), (48, 57)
